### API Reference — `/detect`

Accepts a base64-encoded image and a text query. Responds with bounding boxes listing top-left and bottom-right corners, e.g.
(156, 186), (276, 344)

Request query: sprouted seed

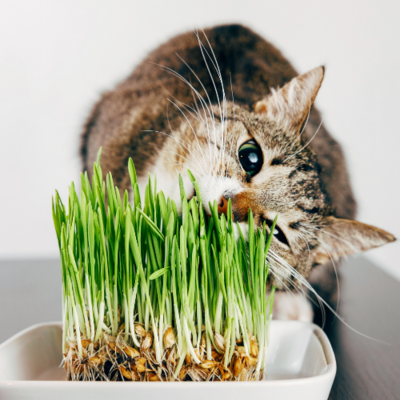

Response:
(52, 149), (276, 381)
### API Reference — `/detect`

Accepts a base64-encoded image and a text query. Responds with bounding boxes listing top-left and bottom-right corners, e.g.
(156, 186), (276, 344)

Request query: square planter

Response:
(0, 320), (336, 400)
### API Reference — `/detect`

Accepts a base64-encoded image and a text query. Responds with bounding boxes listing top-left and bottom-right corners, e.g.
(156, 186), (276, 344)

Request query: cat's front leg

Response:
(272, 291), (314, 322)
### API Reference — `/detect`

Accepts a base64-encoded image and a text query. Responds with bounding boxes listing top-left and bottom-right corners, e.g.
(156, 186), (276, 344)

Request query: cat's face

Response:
(153, 67), (394, 289)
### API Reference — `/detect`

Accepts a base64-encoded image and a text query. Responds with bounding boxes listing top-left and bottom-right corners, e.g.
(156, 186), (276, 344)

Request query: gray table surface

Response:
(0, 258), (62, 344)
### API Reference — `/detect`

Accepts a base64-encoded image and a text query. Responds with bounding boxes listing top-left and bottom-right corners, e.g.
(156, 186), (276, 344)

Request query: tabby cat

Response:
(80, 24), (394, 321)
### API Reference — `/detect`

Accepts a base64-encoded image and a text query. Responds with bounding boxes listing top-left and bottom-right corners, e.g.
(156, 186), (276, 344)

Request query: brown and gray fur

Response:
(80, 24), (395, 322)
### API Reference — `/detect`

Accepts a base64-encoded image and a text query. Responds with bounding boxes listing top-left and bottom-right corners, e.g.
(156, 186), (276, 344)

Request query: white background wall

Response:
(1, 0), (399, 279)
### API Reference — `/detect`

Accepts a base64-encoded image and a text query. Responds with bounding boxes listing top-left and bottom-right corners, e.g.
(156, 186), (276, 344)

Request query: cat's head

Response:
(159, 66), (395, 288)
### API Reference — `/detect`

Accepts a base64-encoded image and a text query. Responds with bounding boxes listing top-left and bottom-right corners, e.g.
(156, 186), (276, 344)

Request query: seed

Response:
(81, 339), (91, 348)
(128, 366), (140, 381)
(223, 370), (232, 381)
(239, 367), (248, 381)
(119, 323), (125, 332)
(219, 364), (232, 381)
(230, 353), (237, 366)
(233, 358), (244, 377)
(136, 364), (146, 373)
(108, 342), (117, 351)
(211, 350), (221, 361)
(163, 327), (175, 349)
(250, 337), (258, 357)
(200, 360), (218, 369)
(218, 364), (226, 380)
(236, 346), (246, 355)
(124, 346), (140, 359)
(132, 370), (140, 381)
(185, 353), (192, 364)
(179, 367), (188, 380)
(148, 373), (161, 381)
(88, 356), (102, 367)
(137, 357), (146, 365)
(194, 348), (202, 361)
(141, 332), (152, 351)
(166, 348), (176, 364)
(214, 333), (225, 351)
(245, 355), (257, 367)
(120, 366), (133, 380)
(135, 325), (147, 338)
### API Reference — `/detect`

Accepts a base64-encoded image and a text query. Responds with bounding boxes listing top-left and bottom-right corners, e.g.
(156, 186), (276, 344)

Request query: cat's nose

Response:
(218, 196), (234, 220)
(217, 196), (228, 216)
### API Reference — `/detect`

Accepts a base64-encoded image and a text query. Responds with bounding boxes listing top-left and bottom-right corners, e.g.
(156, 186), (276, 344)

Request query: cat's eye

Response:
(238, 140), (263, 176)
(271, 225), (289, 246)
(264, 219), (289, 247)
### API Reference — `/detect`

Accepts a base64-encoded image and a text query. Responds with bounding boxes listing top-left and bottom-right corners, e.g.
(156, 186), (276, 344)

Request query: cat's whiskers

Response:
(268, 263), (293, 292)
(152, 62), (214, 124)
(283, 116), (324, 163)
(152, 144), (203, 176)
(173, 60), (217, 170)
(299, 222), (359, 251)
(172, 100), (217, 175)
(167, 98), (210, 174)
(224, 76), (237, 178)
(153, 62), (217, 172)
(177, 101), (204, 123)
(142, 129), (206, 176)
(156, 30), (231, 179)
(191, 86), (203, 123)
(267, 259), (320, 315)
(290, 229), (312, 271)
(298, 231), (312, 269)
(297, 226), (341, 314)
(192, 95), (218, 169)
(168, 161), (201, 173)
(268, 249), (319, 295)
(165, 154), (202, 176)
(189, 89), (217, 170)
(267, 249), (326, 323)
(299, 109), (311, 138)
(269, 248), (316, 290)
(268, 251), (297, 285)
(172, 54), (219, 171)
(196, 31), (228, 174)
(166, 103), (211, 176)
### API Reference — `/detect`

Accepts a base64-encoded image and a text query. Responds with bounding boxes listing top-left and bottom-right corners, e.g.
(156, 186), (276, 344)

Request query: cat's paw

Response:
(272, 292), (314, 322)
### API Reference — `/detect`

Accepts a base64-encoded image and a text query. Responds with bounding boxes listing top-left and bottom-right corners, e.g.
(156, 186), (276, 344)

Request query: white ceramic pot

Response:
(0, 320), (336, 400)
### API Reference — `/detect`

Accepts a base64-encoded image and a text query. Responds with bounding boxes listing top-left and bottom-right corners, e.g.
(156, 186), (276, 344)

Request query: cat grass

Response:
(52, 150), (276, 382)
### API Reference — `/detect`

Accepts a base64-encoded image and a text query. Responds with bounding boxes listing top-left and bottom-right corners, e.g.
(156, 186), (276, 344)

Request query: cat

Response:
(80, 24), (395, 323)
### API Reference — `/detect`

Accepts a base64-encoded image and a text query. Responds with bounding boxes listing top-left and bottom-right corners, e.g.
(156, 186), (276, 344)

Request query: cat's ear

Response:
(254, 66), (324, 132)
(310, 216), (395, 265)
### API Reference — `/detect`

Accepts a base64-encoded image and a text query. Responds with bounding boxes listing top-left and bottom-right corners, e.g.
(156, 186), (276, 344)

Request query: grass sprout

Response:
(52, 149), (276, 382)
